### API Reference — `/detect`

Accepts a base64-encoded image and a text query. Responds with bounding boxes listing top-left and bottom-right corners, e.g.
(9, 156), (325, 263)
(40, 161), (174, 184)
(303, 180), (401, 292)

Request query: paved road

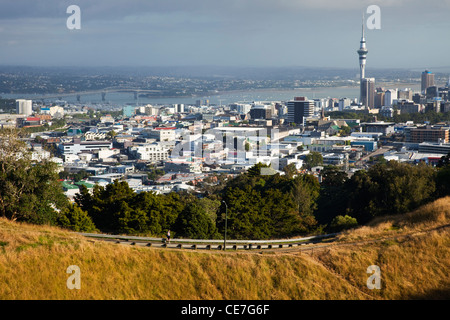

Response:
(78, 223), (450, 253)
(78, 232), (339, 251)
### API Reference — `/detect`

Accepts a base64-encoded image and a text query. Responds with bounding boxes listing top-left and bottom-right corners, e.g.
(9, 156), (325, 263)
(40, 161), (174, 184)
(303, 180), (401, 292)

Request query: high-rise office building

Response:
(287, 97), (314, 125)
(384, 89), (398, 107)
(250, 105), (272, 120)
(398, 88), (413, 101)
(374, 88), (385, 108)
(16, 99), (33, 116)
(361, 78), (375, 108)
(421, 70), (435, 93)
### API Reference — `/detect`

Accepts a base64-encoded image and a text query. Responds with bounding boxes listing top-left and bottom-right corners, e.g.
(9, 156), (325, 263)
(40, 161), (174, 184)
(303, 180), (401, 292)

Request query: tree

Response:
(218, 166), (320, 239)
(174, 200), (219, 239)
(329, 215), (358, 232)
(303, 152), (323, 170)
(435, 152), (450, 198)
(315, 166), (349, 226)
(345, 161), (436, 223)
(58, 203), (97, 232)
(437, 151), (450, 168)
(106, 130), (117, 140)
(283, 163), (298, 178)
(339, 125), (351, 136)
(247, 162), (271, 177)
(320, 166), (348, 187)
(0, 128), (68, 224)
(435, 167), (450, 198)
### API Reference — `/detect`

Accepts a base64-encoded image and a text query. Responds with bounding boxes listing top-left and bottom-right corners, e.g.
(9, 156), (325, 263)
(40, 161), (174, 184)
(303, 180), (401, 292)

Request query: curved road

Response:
(78, 223), (449, 252)
(78, 232), (339, 251)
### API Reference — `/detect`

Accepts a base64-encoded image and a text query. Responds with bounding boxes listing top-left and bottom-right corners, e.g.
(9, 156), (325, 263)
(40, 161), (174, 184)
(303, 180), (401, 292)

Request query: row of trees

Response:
(1, 127), (450, 239)
(73, 181), (220, 238)
(71, 162), (322, 239)
(316, 160), (450, 226)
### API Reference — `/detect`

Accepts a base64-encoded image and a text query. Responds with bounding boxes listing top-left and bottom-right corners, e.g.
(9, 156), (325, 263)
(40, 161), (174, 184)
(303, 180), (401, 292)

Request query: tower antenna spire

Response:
(362, 12), (365, 39)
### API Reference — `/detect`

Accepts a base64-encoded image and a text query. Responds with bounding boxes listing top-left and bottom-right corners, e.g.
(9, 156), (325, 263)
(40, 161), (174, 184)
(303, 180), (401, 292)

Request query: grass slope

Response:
(0, 197), (449, 300)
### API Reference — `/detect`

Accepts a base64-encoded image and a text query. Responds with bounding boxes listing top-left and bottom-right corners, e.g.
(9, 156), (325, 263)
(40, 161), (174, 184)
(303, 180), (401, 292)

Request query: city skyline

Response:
(0, 1), (449, 70)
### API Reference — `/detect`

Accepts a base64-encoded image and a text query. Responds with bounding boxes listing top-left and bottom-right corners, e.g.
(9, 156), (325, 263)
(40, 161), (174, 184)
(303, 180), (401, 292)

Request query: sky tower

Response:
(357, 15), (368, 79)
(357, 15), (369, 104)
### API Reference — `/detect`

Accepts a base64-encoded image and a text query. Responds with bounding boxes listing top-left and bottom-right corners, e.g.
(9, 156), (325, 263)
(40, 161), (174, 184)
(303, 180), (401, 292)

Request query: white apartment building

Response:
(143, 127), (176, 142)
(16, 99), (33, 116)
(128, 143), (170, 161)
(58, 140), (113, 155)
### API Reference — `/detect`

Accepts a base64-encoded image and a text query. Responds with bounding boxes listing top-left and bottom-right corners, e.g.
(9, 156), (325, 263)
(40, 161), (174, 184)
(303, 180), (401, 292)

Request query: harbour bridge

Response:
(30, 87), (162, 102)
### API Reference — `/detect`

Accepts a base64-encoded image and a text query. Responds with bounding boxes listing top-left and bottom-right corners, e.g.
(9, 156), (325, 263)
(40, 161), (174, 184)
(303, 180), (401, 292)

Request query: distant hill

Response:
(0, 196), (449, 300)
(0, 64), (425, 80)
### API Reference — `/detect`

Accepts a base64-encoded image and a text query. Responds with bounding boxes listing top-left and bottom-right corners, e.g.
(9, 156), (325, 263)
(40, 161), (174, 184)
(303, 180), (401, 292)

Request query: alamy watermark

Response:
(366, 5), (381, 30)
(170, 121), (280, 175)
(66, 5), (81, 30)
(366, 265), (381, 290)
(66, 265), (81, 290)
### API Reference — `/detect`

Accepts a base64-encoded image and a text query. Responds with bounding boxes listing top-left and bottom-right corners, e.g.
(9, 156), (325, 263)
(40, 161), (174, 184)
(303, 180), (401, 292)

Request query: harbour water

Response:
(3, 86), (361, 108)
(3, 83), (420, 108)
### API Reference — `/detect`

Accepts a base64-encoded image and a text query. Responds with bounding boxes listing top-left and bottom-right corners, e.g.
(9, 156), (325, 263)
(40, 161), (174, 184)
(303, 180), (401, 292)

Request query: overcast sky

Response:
(0, 0), (449, 70)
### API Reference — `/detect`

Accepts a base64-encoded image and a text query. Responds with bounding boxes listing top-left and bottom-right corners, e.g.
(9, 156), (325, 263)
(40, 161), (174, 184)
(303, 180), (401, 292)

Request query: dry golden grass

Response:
(336, 196), (450, 242)
(0, 219), (367, 300)
(0, 197), (449, 300)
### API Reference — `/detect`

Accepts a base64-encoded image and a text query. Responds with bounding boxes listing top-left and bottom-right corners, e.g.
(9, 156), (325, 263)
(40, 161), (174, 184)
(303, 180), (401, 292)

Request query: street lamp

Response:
(222, 200), (228, 251)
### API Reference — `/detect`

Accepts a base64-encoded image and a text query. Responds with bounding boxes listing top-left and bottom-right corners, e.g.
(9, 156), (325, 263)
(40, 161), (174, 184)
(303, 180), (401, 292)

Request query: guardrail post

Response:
(233, 245), (237, 250)
(177, 244), (183, 249)
(249, 244), (252, 250)
(206, 245), (211, 250)
(192, 244), (197, 250)
(146, 243), (152, 247)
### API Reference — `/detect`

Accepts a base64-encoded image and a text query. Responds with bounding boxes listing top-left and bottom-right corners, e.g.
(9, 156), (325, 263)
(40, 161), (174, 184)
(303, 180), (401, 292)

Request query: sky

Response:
(0, 0), (449, 70)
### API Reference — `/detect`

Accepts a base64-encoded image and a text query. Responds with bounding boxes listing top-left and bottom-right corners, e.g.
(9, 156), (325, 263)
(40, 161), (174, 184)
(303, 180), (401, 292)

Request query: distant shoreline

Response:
(2, 81), (421, 99)
(2, 82), (421, 106)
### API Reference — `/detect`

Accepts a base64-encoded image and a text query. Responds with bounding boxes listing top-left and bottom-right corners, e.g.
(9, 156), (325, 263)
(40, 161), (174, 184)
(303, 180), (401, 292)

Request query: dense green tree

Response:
(75, 180), (186, 236)
(218, 164), (320, 239)
(174, 200), (220, 239)
(0, 128), (68, 224)
(329, 215), (358, 232)
(320, 166), (348, 187)
(303, 151), (323, 170)
(58, 203), (97, 232)
(435, 152), (450, 198)
(345, 161), (436, 223)
(315, 166), (349, 226)
(283, 163), (298, 178)
(437, 151), (450, 168)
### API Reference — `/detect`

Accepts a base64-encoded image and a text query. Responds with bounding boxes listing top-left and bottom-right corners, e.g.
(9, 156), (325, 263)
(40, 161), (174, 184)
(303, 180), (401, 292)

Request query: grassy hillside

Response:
(0, 197), (449, 300)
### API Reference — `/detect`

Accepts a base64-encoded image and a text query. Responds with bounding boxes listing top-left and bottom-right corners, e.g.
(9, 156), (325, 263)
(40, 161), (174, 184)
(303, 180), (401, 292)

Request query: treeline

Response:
(2, 128), (450, 239)
(315, 161), (446, 227)
(73, 182), (220, 239)
(71, 162), (322, 239)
